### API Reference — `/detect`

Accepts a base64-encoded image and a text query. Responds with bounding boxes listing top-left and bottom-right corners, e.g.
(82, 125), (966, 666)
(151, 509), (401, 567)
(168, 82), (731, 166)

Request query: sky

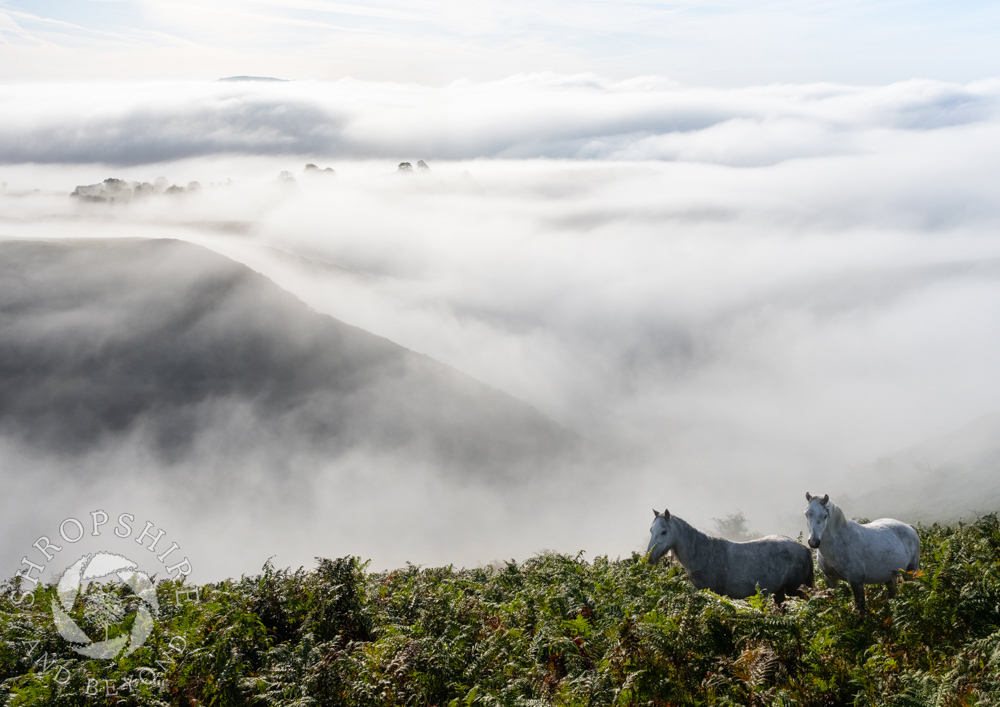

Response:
(2, 1), (1000, 580)
(1, 0), (999, 85)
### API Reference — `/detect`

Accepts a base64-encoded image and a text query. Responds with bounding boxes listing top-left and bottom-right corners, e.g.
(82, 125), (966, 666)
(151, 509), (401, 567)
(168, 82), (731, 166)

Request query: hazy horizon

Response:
(2, 0), (999, 86)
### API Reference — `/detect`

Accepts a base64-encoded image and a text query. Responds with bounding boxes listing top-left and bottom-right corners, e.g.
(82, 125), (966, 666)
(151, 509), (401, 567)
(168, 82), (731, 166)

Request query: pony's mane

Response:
(656, 513), (709, 542)
(665, 513), (702, 536)
(827, 501), (847, 530)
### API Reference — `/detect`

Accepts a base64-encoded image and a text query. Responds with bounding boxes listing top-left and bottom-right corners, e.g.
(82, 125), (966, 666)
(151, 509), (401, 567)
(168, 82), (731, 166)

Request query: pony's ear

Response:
(652, 508), (660, 517)
(821, 494), (829, 505)
(806, 492), (812, 501)
(663, 509), (670, 520)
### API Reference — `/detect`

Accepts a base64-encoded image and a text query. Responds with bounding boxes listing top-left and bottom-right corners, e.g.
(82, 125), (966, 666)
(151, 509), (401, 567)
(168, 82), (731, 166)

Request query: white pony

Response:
(647, 508), (813, 604)
(803, 492), (920, 613)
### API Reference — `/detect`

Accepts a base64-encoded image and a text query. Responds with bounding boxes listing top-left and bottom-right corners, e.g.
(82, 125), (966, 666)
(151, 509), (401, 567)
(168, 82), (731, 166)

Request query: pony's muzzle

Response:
(808, 538), (820, 549)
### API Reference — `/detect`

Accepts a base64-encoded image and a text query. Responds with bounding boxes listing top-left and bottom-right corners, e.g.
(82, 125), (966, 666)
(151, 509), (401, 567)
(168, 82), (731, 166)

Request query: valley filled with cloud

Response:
(2, 75), (1000, 579)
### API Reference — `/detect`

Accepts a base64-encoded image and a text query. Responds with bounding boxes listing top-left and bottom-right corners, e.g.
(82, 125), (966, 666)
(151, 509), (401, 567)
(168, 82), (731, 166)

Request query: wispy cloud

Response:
(0, 9), (41, 44)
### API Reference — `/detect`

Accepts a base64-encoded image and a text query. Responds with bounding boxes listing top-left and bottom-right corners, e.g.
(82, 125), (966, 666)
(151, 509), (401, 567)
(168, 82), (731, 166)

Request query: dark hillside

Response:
(0, 238), (573, 474)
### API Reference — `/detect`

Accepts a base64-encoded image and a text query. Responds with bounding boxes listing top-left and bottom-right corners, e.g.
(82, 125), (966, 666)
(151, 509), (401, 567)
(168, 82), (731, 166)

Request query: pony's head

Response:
(646, 508), (676, 564)
(804, 492), (830, 548)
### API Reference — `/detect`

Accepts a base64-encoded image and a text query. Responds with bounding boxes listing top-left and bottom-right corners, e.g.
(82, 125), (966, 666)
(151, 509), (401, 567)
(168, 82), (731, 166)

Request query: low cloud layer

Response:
(1, 77), (999, 165)
(3, 76), (1000, 579)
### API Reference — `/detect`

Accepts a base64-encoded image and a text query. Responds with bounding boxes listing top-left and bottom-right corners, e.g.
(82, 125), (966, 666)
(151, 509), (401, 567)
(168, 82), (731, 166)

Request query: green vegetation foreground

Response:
(3, 515), (1000, 706)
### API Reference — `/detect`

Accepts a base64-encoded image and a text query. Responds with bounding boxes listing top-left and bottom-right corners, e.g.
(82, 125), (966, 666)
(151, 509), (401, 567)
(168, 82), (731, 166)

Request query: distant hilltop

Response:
(217, 76), (289, 82)
(70, 176), (208, 203)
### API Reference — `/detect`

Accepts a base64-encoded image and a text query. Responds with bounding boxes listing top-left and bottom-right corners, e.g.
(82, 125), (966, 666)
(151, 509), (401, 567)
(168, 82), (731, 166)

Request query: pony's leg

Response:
(850, 582), (867, 613)
(822, 573), (840, 591)
(886, 571), (900, 598)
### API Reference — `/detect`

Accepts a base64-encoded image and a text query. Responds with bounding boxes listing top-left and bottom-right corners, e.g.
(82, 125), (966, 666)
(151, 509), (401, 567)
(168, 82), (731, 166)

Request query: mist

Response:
(3, 77), (1000, 582)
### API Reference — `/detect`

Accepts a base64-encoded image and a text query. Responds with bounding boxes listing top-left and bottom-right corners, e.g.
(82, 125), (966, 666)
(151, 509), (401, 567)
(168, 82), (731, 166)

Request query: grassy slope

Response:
(3, 515), (1000, 706)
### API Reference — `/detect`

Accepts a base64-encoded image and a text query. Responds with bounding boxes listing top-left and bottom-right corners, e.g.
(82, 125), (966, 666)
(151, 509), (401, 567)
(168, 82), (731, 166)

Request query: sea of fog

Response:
(2, 76), (1000, 581)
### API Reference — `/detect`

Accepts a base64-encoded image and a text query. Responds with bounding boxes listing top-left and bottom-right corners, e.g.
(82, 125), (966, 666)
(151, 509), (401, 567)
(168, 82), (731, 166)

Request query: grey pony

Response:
(803, 492), (920, 613)
(647, 508), (814, 604)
